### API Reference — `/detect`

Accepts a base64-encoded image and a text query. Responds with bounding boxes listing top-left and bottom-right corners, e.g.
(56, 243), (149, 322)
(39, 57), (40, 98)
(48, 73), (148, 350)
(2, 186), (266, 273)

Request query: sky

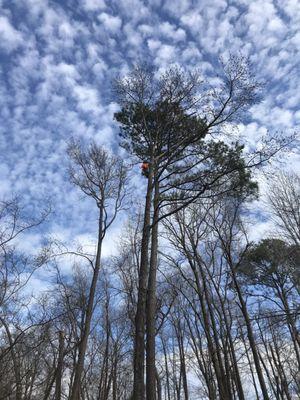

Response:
(0, 0), (299, 270)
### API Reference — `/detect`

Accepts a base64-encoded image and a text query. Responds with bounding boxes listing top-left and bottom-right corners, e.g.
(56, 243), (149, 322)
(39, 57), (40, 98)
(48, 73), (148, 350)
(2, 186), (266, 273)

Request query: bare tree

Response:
(66, 140), (127, 400)
(268, 171), (300, 246)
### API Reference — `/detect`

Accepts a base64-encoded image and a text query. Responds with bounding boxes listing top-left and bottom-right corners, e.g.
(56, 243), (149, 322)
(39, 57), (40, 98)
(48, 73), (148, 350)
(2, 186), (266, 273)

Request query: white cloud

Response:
(181, 44), (202, 63)
(92, 60), (107, 77)
(98, 12), (122, 34)
(0, 15), (23, 52)
(56, 62), (79, 79)
(156, 44), (176, 64)
(123, 23), (143, 48)
(290, 31), (300, 46)
(73, 84), (101, 114)
(83, 0), (106, 11)
(280, 0), (300, 19)
(180, 12), (203, 35)
(58, 21), (75, 39)
(147, 38), (161, 52)
(114, 0), (150, 22)
(159, 22), (186, 42)
(244, 0), (287, 49)
(0, 0), (299, 273)
(163, 0), (191, 18)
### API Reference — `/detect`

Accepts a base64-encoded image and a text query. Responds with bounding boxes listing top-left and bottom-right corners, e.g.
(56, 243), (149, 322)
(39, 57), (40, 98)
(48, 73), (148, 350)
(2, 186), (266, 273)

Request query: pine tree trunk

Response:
(146, 177), (159, 400)
(133, 169), (153, 400)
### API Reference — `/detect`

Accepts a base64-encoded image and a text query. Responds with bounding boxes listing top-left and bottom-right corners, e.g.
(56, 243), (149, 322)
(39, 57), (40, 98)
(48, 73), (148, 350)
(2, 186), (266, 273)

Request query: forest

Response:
(0, 59), (299, 400)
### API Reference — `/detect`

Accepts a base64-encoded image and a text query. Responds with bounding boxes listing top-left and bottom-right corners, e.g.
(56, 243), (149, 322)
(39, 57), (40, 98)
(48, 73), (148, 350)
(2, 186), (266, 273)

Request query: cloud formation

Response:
(0, 0), (299, 262)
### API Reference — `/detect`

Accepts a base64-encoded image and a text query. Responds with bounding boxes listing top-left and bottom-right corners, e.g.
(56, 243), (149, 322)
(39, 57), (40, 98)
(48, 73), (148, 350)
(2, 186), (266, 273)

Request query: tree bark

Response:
(70, 207), (104, 400)
(133, 168), (153, 400)
(146, 176), (159, 400)
(1, 317), (22, 400)
(55, 330), (65, 400)
(230, 267), (270, 400)
(177, 328), (189, 400)
(155, 369), (162, 400)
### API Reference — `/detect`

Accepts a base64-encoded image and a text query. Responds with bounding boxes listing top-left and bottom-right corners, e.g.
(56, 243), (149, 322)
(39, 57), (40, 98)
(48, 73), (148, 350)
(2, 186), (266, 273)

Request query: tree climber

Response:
(141, 161), (150, 177)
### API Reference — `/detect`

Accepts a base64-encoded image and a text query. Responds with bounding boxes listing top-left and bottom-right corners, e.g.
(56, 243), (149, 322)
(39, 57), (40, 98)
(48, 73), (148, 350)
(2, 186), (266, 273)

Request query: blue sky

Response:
(0, 0), (299, 261)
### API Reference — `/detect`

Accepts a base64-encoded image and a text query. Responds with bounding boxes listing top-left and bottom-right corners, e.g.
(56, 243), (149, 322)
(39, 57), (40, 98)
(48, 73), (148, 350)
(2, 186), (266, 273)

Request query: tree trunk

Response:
(55, 330), (65, 400)
(146, 177), (159, 400)
(133, 168), (153, 400)
(185, 256), (230, 398)
(155, 369), (162, 400)
(70, 207), (104, 400)
(278, 288), (300, 368)
(1, 317), (22, 400)
(161, 335), (171, 400)
(230, 268), (270, 400)
(179, 333), (189, 400)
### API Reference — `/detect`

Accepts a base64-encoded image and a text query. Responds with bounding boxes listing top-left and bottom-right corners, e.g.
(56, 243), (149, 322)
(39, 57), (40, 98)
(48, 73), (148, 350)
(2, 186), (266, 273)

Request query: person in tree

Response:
(141, 161), (149, 177)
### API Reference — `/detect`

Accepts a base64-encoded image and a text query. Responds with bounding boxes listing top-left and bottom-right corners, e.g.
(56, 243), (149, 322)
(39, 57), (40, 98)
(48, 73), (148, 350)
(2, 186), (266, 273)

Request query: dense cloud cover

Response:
(0, 0), (299, 258)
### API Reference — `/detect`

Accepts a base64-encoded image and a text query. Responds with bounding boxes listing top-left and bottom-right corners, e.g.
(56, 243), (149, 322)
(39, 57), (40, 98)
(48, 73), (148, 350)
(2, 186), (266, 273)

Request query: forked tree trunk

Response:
(177, 327), (189, 400)
(146, 177), (159, 400)
(133, 168), (153, 400)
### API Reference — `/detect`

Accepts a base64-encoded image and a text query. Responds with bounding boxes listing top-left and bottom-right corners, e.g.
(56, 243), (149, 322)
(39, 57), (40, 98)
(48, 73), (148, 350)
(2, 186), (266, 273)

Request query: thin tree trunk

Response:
(98, 301), (111, 400)
(176, 326), (189, 400)
(55, 330), (65, 400)
(191, 250), (232, 399)
(229, 265), (270, 400)
(203, 262), (245, 400)
(155, 369), (162, 400)
(278, 288), (300, 367)
(70, 207), (104, 400)
(43, 358), (59, 400)
(1, 317), (22, 400)
(185, 255), (230, 399)
(161, 335), (171, 400)
(244, 339), (260, 400)
(112, 358), (117, 400)
(184, 313), (216, 399)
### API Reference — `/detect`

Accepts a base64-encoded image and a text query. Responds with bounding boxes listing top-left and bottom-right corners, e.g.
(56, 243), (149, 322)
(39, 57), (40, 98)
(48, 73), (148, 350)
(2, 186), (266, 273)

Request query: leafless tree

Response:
(268, 171), (300, 246)
(66, 140), (127, 400)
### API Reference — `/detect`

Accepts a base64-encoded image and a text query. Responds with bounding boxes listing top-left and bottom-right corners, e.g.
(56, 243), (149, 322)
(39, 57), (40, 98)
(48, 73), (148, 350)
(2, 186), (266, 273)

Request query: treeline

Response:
(0, 59), (299, 400)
